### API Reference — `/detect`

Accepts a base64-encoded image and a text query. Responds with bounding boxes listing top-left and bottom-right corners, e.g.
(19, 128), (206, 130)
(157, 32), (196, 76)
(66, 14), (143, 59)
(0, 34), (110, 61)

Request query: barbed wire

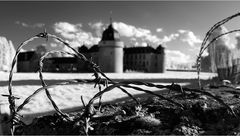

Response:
(38, 50), (79, 121)
(196, 12), (240, 88)
(5, 17), (240, 134)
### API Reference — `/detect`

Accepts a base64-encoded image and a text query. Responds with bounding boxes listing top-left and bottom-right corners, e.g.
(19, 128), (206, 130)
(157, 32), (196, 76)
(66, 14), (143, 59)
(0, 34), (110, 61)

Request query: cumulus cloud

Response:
(113, 22), (160, 45)
(54, 22), (80, 33)
(236, 32), (240, 37)
(145, 35), (161, 43)
(15, 21), (45, 28)
(113, 22), (178, 46)
(162, 33), (179, 43)
(165, 50), (192, 64)
(113, 22), (140, 37)
(88, 21), (105, 37)
(53, 22), (101, 49)
(178, 29), (202, 47)
(156, 28), (163, 32)
(130, 37), (137, 41)
(52, 21), (203, 61)
(133, 42), (139, 46)
(208, 25), (235, 49)
(113, 22), (152, 38)
(141, 42), (148, 47)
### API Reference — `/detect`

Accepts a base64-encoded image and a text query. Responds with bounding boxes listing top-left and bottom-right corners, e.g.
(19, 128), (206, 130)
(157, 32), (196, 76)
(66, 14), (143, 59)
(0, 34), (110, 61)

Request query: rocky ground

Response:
(14, 83), (240, 135)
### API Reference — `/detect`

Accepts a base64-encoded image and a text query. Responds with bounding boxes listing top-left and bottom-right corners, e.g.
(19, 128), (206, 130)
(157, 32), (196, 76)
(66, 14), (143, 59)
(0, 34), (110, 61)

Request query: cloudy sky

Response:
(1, 1), (240, 66)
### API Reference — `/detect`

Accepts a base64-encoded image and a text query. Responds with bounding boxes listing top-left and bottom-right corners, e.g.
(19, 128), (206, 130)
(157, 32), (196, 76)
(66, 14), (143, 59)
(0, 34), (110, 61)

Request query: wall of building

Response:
(16, 44), (165, 73)
(148, 54), (156, 72)
(123, 46), (165, 73)
(124, 53), (146, 72)
(99, 41), (123, 73)
(17, 61), (31, 72)
(43, 57), (81, 73)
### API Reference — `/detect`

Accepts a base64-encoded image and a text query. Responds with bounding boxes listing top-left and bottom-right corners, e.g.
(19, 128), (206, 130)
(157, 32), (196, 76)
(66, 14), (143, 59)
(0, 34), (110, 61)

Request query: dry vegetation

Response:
(2, 12), (240, 135)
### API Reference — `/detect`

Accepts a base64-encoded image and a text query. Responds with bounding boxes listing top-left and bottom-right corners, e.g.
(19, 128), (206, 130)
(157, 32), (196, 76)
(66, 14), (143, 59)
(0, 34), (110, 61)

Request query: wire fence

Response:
(2, 12), (240, 135)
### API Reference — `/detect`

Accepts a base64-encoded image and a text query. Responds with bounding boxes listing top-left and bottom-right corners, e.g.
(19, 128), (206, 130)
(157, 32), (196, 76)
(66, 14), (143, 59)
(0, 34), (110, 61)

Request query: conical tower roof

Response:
(101, 23), (121, 41)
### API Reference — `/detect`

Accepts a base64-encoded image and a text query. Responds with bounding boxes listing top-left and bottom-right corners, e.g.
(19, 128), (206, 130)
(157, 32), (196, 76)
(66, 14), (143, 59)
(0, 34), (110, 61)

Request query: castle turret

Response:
(98, 22), (124, 73)
(156, 44), (166, 73)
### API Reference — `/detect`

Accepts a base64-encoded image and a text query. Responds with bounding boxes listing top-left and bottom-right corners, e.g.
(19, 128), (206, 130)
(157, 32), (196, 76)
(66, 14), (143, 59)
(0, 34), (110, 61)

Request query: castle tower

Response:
(156, 44), (166, 73)
(98, 22), (124, 73)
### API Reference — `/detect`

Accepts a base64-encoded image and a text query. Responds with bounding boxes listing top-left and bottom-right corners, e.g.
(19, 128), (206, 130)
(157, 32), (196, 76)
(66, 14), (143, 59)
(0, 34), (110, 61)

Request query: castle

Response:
(17, 22), (166, 73)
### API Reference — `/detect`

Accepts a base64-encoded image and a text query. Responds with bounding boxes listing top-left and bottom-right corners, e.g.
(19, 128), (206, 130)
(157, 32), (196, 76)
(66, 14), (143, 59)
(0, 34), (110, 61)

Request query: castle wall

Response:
(17, 61), (31, 72)
(124, 53), (150, 72)
(147, 53), (156, 72)
(123, 48), (165, 73)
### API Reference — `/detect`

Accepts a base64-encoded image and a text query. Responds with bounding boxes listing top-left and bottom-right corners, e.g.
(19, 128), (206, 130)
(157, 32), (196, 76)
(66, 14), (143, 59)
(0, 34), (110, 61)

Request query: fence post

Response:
(0, 102), (11, 135)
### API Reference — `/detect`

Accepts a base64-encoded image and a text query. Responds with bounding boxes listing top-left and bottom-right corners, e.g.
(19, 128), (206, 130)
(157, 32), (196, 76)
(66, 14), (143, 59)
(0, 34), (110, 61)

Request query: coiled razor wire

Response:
(4, 12), (240, 134)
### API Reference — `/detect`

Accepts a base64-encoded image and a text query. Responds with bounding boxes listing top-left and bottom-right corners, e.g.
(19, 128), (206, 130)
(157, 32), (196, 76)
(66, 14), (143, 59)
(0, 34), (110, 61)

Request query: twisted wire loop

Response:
(38, 51), (79, 121)
(7, 35), (40, 135)
(196, 12), (240, 88)
(5, 32), (89, 134)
